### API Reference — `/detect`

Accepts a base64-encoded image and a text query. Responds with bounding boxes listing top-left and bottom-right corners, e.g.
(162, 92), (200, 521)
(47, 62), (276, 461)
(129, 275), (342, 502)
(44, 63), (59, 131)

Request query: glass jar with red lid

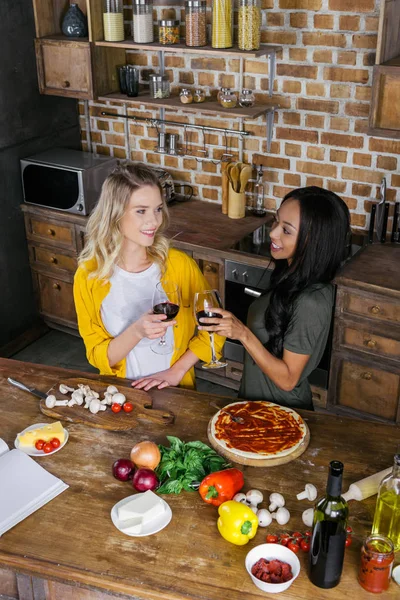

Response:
(358, 534), (394, 593)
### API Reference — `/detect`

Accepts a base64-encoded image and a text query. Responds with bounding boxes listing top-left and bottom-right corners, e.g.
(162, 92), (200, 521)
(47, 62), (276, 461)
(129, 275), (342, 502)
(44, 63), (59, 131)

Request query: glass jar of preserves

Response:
(239, 88), (255, 108)
(103, 0), (124, 42)
(212, 0), (233, 49)
(149, 74), (170, 99)
(220, 88), (237, 109)
(238, 0), (261, 51)
(217, 87), (228, 104)
(185, 0), (207, 47)
(358, 534), (394, 593)
(180, 88), (193, 104)
(193, 89), (206, 103)
(133, 0), (153, 43)
(159, 20), (180, 45)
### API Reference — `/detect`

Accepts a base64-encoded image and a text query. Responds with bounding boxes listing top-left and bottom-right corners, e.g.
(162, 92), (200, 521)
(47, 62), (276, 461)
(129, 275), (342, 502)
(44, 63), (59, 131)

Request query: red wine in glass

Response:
(154, 302), (180, 321)
(194, 290), (227, 369)
(195, 309), (223, 323)
(151, 281), (181, 355)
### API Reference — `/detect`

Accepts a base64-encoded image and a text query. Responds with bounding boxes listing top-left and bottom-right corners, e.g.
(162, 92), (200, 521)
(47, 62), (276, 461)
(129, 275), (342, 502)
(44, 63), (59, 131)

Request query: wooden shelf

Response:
(94, 41), (281, 58)
(40, 34), (89, 44)
(97, 92), (278, 119)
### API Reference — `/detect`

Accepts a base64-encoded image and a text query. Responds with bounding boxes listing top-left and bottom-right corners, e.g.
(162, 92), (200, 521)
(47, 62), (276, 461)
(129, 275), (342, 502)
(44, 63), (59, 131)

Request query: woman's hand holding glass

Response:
(132, 310), (176, 341)
(198, 307), (248, 342)
(194, 290), (227, 369)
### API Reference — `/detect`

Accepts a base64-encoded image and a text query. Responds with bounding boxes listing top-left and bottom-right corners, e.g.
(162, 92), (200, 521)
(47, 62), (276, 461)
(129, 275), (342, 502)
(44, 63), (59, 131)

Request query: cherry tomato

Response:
(279, 533), (291, 546)
(266, 534), (278, 543)
(50, 437), (61, 449)
(292, 531), (303, 540)
(345, 536), (353, 548)
(346, 526), (353, 534)
(111, 403), (122, 413)
(123, 402), (133, 413)
(300, 539), (310, 552)
(304, 530), (312, 537)
(287, 541), (300, 554)
(43, 442), (53, 453)
(35, 439), (45, 451)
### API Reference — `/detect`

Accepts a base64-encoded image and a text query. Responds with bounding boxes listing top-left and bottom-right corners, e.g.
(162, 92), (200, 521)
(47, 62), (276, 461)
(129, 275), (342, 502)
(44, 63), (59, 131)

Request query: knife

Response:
(368, 203), (376, 244)
(375, 177), (387, 243)
(391, 203), (399, 243)
(7, 377), (47, 399)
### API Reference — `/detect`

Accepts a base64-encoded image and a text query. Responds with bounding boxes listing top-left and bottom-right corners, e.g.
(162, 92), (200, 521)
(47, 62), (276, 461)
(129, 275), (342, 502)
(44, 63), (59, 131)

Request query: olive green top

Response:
(239, 283), (334, 410)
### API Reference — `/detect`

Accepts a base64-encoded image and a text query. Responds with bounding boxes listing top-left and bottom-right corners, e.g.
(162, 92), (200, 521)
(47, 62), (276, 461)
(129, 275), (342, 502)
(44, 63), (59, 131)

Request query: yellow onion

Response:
(130, 440), (161, 470)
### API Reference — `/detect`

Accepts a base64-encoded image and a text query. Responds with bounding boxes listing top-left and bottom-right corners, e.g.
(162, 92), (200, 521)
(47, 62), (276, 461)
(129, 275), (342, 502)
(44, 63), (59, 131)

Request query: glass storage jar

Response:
(238, 0), (261, 51)
(358, 535), (394, 593)
(149, 74), (170, 99)
(217, 87), (228, 104)
(212, 0), (233, 49)
(185, 0), (207, 47)
(103, 0), (124, 42)
(239, 88), (255, 108)
(180, 88), (193, 104)
(159, 20), (180, 45)
(193, 89), (206, 103)
(220, 88), (237, 108)
(133, 0), (153, 43)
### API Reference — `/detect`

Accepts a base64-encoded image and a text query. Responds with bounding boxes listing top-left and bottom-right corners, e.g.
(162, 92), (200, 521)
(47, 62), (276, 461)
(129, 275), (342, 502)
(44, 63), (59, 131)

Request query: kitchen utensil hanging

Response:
(375, 177), (389, 243)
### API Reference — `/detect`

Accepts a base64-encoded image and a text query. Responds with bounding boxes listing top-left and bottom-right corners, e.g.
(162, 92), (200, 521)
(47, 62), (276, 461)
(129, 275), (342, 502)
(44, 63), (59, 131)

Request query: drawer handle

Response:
(364, 339), (377, 349)
(47, 228), (56, 236)
(370, 305), (381, 314)
(361, 371), (372, 381)
(230, 367), (242, 375)
(204, 263), (217, 274)
(62, 80), (70, 88)
(53, 283), (61, 291)
(50, 256), (58, 264)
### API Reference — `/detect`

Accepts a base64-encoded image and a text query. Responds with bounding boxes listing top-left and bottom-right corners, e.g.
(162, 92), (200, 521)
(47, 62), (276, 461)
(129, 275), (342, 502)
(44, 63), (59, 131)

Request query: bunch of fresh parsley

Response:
(155, 436), (230, 494)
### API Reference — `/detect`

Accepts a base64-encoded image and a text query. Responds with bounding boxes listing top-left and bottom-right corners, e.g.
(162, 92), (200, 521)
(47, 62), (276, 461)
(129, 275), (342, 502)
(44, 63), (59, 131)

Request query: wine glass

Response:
(151, 281), (181, 355)
(194, 290), (227, 369)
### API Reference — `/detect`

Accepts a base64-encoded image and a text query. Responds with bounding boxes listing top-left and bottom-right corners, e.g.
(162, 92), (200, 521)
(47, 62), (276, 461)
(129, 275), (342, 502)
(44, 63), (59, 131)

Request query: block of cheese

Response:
(119, 516), (143, 535)
(118, 490), (165, 525)
(17, 421), (65, 447)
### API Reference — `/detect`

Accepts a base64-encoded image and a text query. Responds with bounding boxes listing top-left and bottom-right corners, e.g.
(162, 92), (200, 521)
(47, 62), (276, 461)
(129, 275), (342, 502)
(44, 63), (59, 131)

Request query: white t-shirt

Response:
(100, 263), (173, 379)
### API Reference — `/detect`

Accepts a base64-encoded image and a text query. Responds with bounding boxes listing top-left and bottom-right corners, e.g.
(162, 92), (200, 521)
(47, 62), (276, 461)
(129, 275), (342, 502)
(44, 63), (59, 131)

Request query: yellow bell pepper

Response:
(217, 500), (259, 545)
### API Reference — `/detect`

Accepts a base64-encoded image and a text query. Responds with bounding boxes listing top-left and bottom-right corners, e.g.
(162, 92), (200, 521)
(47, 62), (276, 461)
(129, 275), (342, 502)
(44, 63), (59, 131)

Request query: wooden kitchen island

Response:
(0, 358), (399, 600)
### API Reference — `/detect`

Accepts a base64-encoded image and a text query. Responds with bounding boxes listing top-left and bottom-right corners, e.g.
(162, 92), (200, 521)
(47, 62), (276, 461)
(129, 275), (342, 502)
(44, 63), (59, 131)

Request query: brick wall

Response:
(79, 0), (400, 232)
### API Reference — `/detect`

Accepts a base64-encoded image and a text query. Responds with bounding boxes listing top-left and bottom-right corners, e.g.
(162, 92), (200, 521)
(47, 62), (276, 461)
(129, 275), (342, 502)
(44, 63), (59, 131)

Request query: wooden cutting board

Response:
(39, 377), (174, 431)
(207, 419), (310, 467)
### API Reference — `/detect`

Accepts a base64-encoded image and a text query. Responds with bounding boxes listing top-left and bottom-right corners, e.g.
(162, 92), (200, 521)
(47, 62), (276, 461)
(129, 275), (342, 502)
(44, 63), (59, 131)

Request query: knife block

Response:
(228, 185), (245, 219)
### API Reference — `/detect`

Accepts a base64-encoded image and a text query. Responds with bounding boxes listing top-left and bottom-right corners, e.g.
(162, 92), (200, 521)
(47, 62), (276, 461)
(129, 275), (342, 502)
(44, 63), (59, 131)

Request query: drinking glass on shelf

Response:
(194, 290), (227, 369)
(151, 281), (181, 355)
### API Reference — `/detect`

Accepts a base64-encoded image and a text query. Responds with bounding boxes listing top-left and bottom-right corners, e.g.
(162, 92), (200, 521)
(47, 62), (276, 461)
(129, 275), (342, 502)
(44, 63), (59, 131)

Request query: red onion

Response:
(112, 458), (134, 482)
(132, 468), (159, 492)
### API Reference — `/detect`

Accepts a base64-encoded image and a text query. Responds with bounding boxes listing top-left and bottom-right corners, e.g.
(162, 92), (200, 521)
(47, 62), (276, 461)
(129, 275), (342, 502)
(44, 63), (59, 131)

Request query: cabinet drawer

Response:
(337, 360), (399, 422)
(27, 217), (75, 250)
(30, 246), (77, 273)
(225, 360), (243, 382)
(343, 292), (400, 325)
(37, 273), (77, 325)
(342, 327), (400, 362)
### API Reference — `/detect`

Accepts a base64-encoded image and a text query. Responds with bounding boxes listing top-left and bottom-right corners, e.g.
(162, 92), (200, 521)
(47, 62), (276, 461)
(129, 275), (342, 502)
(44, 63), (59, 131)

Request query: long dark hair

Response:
(265, 186), (350, 358)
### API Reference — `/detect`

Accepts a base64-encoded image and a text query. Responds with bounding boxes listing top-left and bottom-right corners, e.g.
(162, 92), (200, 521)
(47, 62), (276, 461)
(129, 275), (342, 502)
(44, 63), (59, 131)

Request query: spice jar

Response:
(193, 89), (206, 103)
(220, 88), (237, 109)
(212, 0), (233, 49)
(133, 0), (153, 43)
(217, 87), (228, 104)
(239, 88), (255, 108)
(103, 0), (124, 42)
(159, 20), (180, 45)
(180, 88), (193, 104)
(238, 0), (261, 51)
(358, 534), (394, 593)
(149, 74), (170, 99)
(185, 0), (207, 47)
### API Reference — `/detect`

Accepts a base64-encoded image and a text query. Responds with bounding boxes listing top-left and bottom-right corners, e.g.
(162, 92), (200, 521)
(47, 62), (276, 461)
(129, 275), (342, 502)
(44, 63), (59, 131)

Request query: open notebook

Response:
(0, 438), (68, 536)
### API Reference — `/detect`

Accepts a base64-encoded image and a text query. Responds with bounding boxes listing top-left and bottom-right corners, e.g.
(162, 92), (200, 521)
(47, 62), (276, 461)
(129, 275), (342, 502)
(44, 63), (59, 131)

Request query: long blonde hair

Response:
(79, 162), (170, 280)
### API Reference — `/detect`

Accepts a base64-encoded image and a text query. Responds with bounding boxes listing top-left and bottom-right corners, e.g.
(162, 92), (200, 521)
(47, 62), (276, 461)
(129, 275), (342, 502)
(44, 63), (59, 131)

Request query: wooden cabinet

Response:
(369, 0), (400, 138)
(193, 251), (225, 302)
(328, 246), (400, 424)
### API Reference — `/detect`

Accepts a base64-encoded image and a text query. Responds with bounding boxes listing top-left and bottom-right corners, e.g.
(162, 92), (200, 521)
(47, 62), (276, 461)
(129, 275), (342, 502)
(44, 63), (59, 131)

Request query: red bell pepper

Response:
(199, 468), (244, 506)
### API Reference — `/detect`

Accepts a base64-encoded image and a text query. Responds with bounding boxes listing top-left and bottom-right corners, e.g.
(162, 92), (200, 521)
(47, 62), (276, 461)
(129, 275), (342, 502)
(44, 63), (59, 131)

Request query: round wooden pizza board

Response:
(207, 419), (310, 467)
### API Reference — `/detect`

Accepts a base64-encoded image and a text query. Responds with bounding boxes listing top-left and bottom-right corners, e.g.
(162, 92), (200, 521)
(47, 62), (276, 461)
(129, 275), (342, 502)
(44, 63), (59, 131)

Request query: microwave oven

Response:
(20, 148), (119, 215)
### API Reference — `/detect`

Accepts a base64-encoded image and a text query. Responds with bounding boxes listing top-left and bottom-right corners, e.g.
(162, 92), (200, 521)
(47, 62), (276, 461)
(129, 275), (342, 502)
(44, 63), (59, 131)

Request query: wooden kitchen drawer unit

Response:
(329, 356), (400, 423)
(341, 290), (400, 325)
(341, 326), (400, 363)
(32, 272), (78, 328)
(24, 214), (76, 250)
(28, 245), (77, 273)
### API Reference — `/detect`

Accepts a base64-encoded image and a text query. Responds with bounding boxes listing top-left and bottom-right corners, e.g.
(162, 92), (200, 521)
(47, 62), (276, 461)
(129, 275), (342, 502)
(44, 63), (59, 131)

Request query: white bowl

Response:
(245, 543), (301, 594)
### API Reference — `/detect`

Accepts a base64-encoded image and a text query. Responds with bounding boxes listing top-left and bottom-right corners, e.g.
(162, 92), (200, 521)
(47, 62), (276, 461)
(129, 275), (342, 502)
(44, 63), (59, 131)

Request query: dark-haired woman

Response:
(198, 186), (350, 410)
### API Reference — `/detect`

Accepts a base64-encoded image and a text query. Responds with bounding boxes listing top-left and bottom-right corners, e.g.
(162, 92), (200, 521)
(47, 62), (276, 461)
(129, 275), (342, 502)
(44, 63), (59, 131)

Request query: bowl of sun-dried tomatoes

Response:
(245, 543), (300, 593)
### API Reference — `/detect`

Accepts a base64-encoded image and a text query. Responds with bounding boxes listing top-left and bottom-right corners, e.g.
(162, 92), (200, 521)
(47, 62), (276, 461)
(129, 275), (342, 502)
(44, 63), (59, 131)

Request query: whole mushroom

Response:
(112, 393), (126, 405)
(106, 385), (119, 395)
(89, 398), (107, 415)
(246, 489), (264, 506)
(302, 507), (314, 528)
(297, 483), (318, 502)
(45, 395), (69, 409)
(272, 506), (291, 526)
(59, 383), (75, 394)
(257, 508), (273, 527)
(233, 493), (247, 503)
(269, 492), (285, 512)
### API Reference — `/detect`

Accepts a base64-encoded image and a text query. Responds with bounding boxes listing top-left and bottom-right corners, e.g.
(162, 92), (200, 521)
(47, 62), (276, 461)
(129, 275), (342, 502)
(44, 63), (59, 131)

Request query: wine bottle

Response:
(309, 460), (349, 589)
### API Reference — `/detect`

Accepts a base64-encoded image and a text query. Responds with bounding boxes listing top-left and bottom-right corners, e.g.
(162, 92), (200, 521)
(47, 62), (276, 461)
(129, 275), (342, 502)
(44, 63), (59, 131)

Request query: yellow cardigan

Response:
(73, 248), (225, 388)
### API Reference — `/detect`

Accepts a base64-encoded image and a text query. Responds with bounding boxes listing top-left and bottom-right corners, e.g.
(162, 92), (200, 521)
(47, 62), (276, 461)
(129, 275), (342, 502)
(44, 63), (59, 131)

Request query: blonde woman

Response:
(73, 162), (224, 390)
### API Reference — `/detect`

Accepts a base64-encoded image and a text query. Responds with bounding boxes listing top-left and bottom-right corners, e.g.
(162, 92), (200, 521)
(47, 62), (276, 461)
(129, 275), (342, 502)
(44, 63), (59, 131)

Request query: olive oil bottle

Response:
(371, 454), (400, 551)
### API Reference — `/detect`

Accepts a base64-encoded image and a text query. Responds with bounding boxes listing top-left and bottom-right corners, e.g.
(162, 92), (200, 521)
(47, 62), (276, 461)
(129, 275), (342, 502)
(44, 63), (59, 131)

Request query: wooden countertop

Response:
(0, 358), (399, 600)
(335, 244), (400, 298)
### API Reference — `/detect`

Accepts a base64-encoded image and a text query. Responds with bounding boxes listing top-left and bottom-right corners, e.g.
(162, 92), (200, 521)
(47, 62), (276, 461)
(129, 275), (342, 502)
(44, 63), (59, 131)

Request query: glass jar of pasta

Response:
(103, 0), (124, 42)
(212, 0), (233, 49)
(159, 19), (180, 45)
(238, 0), (261, 51)
(185, 0), (207, 47)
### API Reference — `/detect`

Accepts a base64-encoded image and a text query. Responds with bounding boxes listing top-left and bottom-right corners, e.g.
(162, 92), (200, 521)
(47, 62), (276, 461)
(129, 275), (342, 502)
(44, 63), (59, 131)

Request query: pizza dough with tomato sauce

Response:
(210, 401), (307, 460)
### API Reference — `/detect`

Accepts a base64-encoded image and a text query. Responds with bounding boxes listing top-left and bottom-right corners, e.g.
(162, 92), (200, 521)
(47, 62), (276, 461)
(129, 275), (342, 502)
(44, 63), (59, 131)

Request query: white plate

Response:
(111, 493), (172, 537)
(14, 423), (69, 456)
